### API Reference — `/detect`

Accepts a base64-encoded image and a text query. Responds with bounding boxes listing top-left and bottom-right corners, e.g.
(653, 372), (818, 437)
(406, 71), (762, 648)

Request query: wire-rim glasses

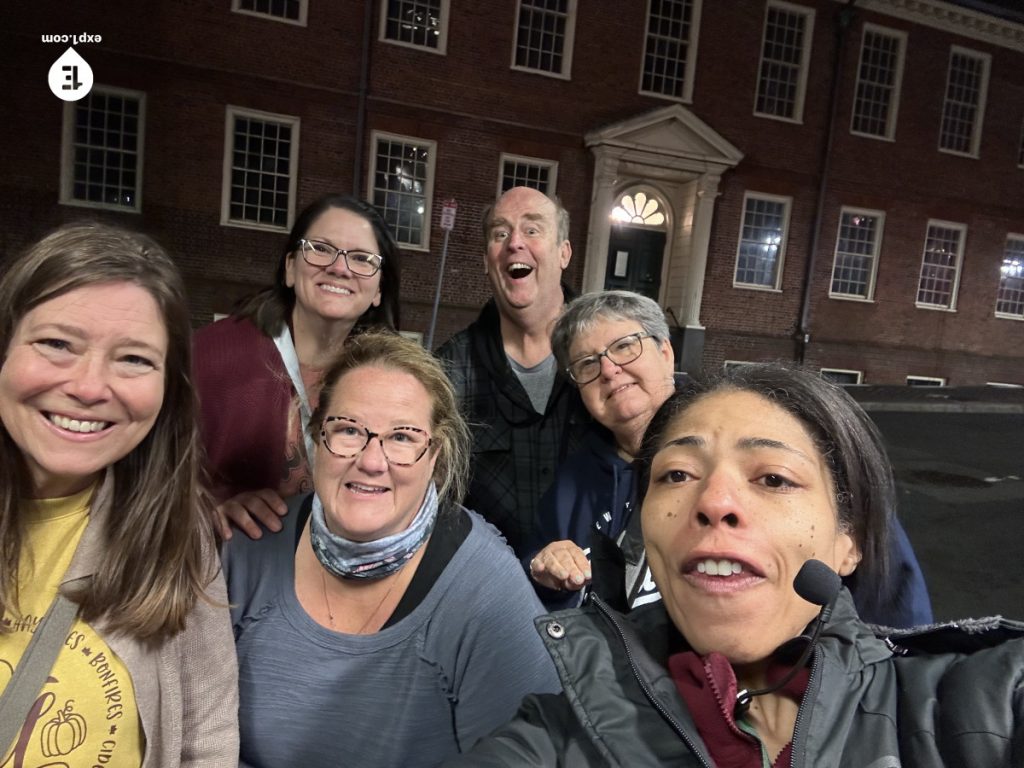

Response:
(299, 239), (384, 277)
(320, 416), (433, 466)
(566, 332), (654, 385)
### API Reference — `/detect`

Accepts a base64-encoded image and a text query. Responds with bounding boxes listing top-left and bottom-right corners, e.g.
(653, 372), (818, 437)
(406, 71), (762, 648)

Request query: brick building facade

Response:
(3, 0), (1022, 384)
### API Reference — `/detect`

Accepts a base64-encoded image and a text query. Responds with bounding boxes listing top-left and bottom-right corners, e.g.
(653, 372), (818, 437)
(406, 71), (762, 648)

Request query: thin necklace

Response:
(320, 569), (397, 635)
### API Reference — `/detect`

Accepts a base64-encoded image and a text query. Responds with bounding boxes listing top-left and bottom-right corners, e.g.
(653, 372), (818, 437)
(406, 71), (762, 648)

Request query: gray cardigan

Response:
(62, 475), (239, 767)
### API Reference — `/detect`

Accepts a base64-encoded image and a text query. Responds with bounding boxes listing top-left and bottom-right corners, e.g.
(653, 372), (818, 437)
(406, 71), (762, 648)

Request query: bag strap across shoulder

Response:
(0, 593), (79, 754)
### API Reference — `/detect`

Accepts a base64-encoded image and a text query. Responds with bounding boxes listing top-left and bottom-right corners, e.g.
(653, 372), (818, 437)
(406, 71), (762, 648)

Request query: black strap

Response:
(0, 594), (79, 755)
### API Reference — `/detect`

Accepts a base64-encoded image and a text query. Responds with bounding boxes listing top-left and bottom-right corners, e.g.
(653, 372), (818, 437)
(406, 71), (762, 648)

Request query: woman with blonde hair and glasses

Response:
(223, 331), (558, 767)
(0, 223), (237, 765)
(194, 194), (401, 540)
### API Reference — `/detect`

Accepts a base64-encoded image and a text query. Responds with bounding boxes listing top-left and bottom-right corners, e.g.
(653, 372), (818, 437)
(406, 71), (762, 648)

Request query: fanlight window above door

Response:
(611, 192), (665, 227)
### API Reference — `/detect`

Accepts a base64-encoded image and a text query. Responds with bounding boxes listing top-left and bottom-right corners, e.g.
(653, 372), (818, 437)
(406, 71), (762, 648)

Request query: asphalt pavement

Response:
(850, 386), (1024, 623)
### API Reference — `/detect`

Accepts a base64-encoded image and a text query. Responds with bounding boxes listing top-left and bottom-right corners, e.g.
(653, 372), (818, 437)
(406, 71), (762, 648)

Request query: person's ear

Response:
(836, 534), (861, 577)
(559, 240), (572, 270)
(285, 252), (297, 288)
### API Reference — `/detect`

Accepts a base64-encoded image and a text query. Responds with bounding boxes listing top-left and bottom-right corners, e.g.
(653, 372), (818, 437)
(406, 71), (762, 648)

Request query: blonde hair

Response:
(310, 331), (471, 507)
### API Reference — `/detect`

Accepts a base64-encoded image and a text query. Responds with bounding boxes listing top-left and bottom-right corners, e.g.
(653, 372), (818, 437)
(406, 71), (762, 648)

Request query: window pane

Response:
(735, 196), (787, 288)
(383, 0), (442, 49)
(228, 113), (294, 227)
(831, 211), (880, 298)
(515, 0), (569, 74)
(501, 159), (552, 194)
(641, 0), (695, 99)
(996, 237), (1024, 317)
(939, 50), (986, 154)
(916, 223), (963, 308)
(373, 137), (431, 246)
(851, 29), (902, 138)
(755, 5), (808, 119)
(69, 89), (141, 210)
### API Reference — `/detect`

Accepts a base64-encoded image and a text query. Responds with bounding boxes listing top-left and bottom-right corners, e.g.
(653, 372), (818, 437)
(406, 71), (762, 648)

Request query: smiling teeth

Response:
(49, 415), (108, 433)
(696, 559), (744, 576)
(320, 284), (352, 295)
(349, 483), (386, 493)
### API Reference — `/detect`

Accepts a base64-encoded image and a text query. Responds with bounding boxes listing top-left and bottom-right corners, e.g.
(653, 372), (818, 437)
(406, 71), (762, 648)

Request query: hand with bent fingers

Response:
(216, 488), (289, 541)
(529, 540), (592, 592)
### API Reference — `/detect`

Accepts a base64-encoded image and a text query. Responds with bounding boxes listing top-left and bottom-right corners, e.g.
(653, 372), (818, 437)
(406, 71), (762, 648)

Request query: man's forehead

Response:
(491, 193), (556, 225)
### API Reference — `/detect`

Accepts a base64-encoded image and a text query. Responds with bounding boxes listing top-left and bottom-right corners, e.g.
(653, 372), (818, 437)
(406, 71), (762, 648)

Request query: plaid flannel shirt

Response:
(437, 298), (591, 557)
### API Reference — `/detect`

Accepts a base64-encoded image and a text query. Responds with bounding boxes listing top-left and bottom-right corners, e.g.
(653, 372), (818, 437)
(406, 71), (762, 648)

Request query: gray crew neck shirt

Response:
(509, 353), (557, 414)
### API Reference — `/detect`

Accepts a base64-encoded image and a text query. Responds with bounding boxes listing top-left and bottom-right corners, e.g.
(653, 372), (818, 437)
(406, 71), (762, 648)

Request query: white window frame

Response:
(497, 153), (558, 198)
(987, 381), (1023, 388)
(916, 219), (966, 311)
(906, 375), (946, 386)
(829, 206), (885, 302)
(995, 233), (1024, 320)
(378, 0), (450, 55)
(820, 368), (863, 385)
(850, 23), (906, 142)
(231, 0), (307, 26)
(368, 130), (437, 251)
(60, 85), (145, 213)
(937, 45), (990, 159)
(638, 0), (704, 104)
(753, 0), (815, 124)
(221, 106), (300, 232)
(511, 0), (577, 80)
(733, 192), (791, 292)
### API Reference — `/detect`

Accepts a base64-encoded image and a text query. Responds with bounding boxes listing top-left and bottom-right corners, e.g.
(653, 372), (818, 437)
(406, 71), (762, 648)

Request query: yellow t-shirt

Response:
(0, 487), (143, 767)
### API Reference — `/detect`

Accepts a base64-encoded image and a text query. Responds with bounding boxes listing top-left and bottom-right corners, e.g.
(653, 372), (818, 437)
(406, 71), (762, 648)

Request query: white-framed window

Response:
(733, 193), (791, 291)
(987, 381), (1023, 388)
(60, 85), (145, 212)
(850, 24), (905, 141)
(498, 154), (558, 197)
(221, 106), (299, 231)
(916, 220), (966, 310)
(995, 235), (1024, 320)
(907, 375), (946, 387)
(512, 0), (576, 79)
(369, 131), (436, 250)
(754, 1), (814, 123)
(938, 46), (990, 157)
(232, 0), (306, 25)
(639, 0), (703, 102)
(821, 368), (863, 385)
(829, 207), (884, 301)
(379, 0), (449, 54)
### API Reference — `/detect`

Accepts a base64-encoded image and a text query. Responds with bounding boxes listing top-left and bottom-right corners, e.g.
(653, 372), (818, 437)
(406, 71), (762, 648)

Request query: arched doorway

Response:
(604, 188), (669, 302)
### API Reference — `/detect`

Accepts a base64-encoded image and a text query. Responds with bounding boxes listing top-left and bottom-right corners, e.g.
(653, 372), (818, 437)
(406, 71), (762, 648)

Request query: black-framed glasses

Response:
(299, 239), (384, 277)
(320, 416), (432, 466)
(566, 332), (654, 385)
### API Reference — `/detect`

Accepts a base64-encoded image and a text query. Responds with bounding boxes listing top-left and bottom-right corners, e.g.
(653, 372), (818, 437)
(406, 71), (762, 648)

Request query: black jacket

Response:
(436, 296), (591, 556)
(443, 591), (1024, 767)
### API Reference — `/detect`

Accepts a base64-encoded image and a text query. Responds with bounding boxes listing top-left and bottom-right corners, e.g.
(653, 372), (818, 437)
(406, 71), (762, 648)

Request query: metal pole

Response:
(425, 227), (450, 350)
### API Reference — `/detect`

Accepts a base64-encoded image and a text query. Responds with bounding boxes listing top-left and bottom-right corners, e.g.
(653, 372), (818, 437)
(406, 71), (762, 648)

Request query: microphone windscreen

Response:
(794, 559), (842, 607)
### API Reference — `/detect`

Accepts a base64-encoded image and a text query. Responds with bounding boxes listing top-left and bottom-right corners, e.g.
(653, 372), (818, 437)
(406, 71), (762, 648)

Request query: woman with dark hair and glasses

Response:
(194, 194), (401, 540)
(526, 290), (931, 629)
(222, 331), (559, 767)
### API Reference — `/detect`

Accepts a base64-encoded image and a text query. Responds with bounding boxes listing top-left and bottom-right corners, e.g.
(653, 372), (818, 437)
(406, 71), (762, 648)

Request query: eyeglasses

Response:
(299, 239), (384, 277)
(566, 332), (653, 385)
(320, 416), (432, 466)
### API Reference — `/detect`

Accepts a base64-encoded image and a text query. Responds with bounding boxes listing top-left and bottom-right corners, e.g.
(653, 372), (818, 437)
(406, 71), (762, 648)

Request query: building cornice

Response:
(847, 0), (1024, 52)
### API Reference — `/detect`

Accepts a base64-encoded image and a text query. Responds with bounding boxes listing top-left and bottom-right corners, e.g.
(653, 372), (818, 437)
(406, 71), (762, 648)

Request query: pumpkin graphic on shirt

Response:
(40, 700), (87, 757)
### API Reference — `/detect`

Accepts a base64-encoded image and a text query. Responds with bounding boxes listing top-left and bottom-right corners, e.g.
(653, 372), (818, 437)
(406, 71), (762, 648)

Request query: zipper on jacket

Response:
(787, 645), (822, 768)
(591, 597), (714, 768)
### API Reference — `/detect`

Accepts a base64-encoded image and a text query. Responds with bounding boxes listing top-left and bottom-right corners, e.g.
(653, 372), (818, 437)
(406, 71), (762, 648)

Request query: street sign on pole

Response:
(440, 199), (457, 231)
(426, 198), (457, 349)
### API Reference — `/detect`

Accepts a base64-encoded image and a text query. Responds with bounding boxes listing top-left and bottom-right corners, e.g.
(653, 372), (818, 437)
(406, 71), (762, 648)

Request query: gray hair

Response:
(481, 188), (570, 247)
(551, 290), (671, 371)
